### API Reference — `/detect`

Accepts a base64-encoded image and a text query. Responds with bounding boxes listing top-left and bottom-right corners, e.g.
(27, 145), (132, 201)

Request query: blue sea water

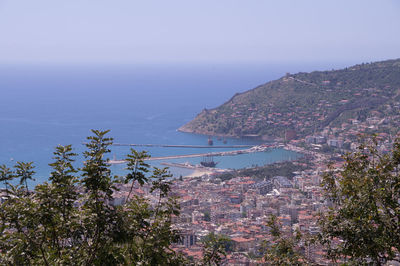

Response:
(0, 62), (344, 187)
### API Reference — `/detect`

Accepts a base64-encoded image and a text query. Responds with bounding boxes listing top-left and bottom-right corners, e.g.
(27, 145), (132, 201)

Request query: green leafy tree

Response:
(201, 232), (232, 265)
(263, 215), (306, 265)
(0, 184), (40, 264)
(32, 144), (81, 264)
(0, 130), (185, 265)
(120, 166), (183, 265)
(0, 165), (13, 195)
(14, 161), (35, 193)
(319, 137), (400, 265)
(79, 129), (121, 265)
(203, 210), (211, 222)
(124, 149), (150, 200)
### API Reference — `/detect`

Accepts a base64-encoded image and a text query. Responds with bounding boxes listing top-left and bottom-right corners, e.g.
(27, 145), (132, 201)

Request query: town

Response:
(104, 102), (400, 265)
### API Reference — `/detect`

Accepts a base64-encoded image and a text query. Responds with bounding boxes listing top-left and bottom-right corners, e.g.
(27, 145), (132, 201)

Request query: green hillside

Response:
(179, 59), (400, 139)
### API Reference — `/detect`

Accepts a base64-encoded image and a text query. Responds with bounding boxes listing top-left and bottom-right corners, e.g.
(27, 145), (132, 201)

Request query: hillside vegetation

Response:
(179, 59), (400, 139)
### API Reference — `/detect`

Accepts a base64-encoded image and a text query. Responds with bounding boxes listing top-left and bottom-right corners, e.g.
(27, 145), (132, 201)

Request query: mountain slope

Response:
(179, 59), (400, 139)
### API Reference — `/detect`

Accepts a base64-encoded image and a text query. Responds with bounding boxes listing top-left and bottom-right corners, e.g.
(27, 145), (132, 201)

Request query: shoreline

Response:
(177, 127), (280, 142)
(177, 127), (237, 138)
(161, 161), (231, 178)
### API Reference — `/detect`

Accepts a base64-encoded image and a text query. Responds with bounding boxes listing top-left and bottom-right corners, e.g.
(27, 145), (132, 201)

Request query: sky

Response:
(0, 0), (399, 65)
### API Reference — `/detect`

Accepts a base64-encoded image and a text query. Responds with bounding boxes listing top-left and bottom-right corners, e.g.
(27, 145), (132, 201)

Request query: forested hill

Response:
(179, 59), (400, 139)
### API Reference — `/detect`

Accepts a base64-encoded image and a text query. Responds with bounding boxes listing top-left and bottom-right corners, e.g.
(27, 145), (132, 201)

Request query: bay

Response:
(0, 62), (338, 186)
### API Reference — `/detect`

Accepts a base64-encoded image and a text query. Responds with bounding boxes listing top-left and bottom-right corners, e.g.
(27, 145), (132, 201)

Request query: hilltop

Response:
(179, 59), (400, 139)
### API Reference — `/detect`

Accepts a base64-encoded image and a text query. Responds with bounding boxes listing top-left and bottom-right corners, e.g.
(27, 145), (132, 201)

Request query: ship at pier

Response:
(200, 155), (217, 168)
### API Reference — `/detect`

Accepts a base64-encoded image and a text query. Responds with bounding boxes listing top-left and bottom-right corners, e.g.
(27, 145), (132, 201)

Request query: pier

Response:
(109, 150), (241, 164)
(112, 143), (253, 148)
(108, 145), (271, 164)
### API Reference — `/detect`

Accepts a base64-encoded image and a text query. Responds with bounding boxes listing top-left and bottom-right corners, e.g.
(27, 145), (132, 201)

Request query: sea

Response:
(0, 62), (348, 187)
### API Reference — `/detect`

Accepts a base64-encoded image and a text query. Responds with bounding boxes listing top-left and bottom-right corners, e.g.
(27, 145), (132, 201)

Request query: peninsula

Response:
(179, 59), (400, 140)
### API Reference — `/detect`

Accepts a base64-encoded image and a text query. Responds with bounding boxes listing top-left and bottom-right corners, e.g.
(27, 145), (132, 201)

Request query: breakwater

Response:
(108, 145), (272, 164)
(112, 143), (253, 148)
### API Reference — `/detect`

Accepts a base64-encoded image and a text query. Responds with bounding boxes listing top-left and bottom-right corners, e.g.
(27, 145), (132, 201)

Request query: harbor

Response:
(108, 144), (276, 165)
(106, 138), (303, 179)
(112, 143), (253, 149)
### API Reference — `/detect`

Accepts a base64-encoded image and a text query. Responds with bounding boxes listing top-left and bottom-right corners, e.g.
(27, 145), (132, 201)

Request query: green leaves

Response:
(81, 129), (114, 199)
(0, 129), (183, 265)
(124, 149), (150, 202)
(201, 232), (232, 265)
(319, 137), (400, 264)
(14, 161), (36, 193)
(150, 167), (173, 198)
(0, 165), (13, 195)
(0, 165), (13, 183)
(49, 144), (77, 182)
(125, 149), (150, 186)
(263, 215), (306, 266)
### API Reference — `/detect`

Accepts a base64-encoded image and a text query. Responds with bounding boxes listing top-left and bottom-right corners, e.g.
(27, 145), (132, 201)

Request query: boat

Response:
(200, 155), (217, 168)
(208, 136), (213, 146)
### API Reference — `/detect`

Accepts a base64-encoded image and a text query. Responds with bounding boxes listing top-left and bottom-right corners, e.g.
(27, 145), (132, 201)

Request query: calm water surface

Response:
(0, 63), (343, 186)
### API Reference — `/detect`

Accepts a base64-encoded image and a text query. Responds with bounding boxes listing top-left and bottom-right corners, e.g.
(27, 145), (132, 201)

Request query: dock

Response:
(112, 143), (253, 148)
(160, 162), (197, 169)
(109, 151), (234, 164)
(108, 145), (271, 164)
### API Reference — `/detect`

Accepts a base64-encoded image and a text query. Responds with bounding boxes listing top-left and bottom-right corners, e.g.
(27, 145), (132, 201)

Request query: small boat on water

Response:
(208, 136), (213, 146)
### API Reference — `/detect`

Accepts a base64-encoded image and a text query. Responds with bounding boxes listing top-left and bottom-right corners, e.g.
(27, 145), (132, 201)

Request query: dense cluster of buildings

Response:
(107, 155), (334, 265)
(301, 111), (398, 154)
(85, 100), (400, 264)
(109, 112), (400, 265)
(168, 165), (333, 264)
(173, 111), (400, 264)
(103, 158), (331, 264)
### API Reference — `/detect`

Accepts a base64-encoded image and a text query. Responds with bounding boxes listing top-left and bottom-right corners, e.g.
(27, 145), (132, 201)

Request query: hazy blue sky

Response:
(0, 0), (399, 65)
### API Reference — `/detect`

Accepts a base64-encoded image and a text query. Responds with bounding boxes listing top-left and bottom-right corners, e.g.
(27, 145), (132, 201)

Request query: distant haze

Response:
(0, 0), (399, 65)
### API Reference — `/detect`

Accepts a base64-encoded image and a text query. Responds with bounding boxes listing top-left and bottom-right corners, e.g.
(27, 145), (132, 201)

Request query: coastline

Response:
(177, 126), (236, 138)
(109, 144), (306, 182)
(178, 126), (279, 142)
(184, 168), (216, 177)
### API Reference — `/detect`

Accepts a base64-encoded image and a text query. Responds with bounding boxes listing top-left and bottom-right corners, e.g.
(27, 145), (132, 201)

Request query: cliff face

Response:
(179, 59), (400, 139)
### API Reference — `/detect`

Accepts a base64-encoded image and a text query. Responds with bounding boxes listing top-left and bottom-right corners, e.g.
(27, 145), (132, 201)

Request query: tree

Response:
(319, 137), (400, 265)
(121, 166), (183, 265)
(124, 149), (150, 200)
(203, 210), (211, 222)
(263, 215), (306, 265)
(201, 232), (232, 265)
(14, 161), (35, 193)
(0, 130), (185, 265)
(0, 165), (13, 195)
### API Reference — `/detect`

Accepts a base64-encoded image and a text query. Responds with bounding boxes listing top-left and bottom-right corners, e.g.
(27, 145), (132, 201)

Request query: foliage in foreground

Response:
(0, 130), (185, 265)
(263, 215), (308, 265)
(3, 131), (400, 265)
(200, 232), (233, 265)
(320, 137), (400, 265)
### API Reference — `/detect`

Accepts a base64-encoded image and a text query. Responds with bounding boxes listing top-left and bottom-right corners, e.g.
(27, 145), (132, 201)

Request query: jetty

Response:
(109, 150), (239, 164)
(160, 162), (197, 169)
(108, 145), (271, 165)
(112, 143), (253, 148)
